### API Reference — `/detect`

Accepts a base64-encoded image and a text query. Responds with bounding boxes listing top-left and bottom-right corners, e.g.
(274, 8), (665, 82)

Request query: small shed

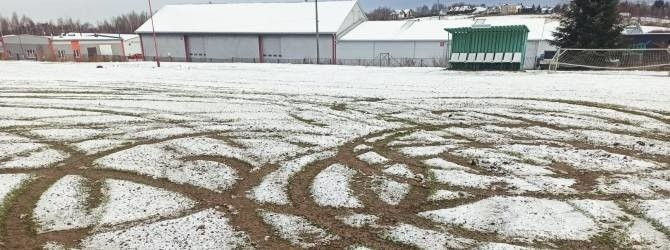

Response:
(445, 24), (529, 71)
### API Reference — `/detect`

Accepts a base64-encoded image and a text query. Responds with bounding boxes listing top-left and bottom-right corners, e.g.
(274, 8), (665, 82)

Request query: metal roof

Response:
(135, 0), (361, 35)
(445, 25), (530, 34)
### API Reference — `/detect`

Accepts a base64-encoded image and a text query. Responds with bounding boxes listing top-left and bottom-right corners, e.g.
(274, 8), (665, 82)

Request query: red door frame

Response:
(258, 35), (264, 63)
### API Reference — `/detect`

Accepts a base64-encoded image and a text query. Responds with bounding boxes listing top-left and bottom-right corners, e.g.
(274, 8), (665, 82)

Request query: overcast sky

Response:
(0, 0), (631, 23)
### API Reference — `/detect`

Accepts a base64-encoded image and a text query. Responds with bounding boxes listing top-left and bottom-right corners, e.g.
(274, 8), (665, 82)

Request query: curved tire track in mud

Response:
(0, 88), (669, 249)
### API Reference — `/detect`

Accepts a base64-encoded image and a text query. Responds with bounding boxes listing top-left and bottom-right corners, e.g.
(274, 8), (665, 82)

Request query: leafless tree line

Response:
(0, 11), (149, 36)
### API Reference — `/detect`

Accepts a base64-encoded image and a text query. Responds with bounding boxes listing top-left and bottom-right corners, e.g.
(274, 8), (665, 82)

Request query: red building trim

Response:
(332, 34), (337, 65)
(139, 35), (146, 60)
(184, 35), (190, 62)
(258, 35), (264, 63)
(119, 38), (127, 62)
(47, 38), (56, 61)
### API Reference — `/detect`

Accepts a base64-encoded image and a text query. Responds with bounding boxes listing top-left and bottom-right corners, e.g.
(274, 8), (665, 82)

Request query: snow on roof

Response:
(640, 26), (670, 34)
(136, 0), (359, 34)
(340, 15), (559, 41)
(51, 33), (139, 41)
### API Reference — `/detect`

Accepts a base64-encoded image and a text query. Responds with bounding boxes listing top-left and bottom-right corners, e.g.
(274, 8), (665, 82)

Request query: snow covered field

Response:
(0, 61), (669, 249)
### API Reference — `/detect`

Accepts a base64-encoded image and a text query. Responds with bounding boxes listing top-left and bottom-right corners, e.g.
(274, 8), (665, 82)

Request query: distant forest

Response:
(0, 11), (148, 36)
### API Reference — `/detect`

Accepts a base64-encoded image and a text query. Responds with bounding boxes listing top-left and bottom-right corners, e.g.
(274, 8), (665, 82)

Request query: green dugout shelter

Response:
(445, 25), (529, 71)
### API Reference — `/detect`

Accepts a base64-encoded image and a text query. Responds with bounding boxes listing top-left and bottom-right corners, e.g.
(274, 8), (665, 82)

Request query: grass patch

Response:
(288, 113), (326, 127)
(0, 178), (33, 240)
(330, 102), (346, 111)
(590, 231), (632, 248)
(357, 97), (385, 103)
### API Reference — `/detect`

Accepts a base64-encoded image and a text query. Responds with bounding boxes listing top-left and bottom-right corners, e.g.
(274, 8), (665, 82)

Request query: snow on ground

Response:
(382, 163), (415, 179)
(0, 174), (32, 206)
(420, 196), (600, 242)
(311, 164), (363, 208)
(357, 151), (389, 165)
(632, 199), (670, 231)
(250, 151), (336, 205)
(397, 145), (457, 157)
(34, 175), (96, 233)
(384, 223), (475, 249)
(97, 179), (197, 226)
(498, 144), (664, 173)
(1, 148), (69, 169)
(29, 129), (105, 142)
(372, 176), (410, 205)
(72, 139), (131, 155)
(1, 62), (669, 248)
(81, 209), (251, 249)
(336, 213), (379, 228)
(423, 158), (471, 170)
(428, 190), (474, 201)
(260, 211), (340, 248)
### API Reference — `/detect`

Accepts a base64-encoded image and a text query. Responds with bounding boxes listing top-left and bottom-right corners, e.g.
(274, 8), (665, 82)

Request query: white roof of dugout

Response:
(136, 0), (361, 34)
(340, 15), (559, 41)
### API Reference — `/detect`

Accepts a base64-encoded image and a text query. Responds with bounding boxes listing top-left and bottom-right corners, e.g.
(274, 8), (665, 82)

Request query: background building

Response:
(135, 0), (367, 63)
(1, 35), (51, 60)
(50, 33), (139, 62)
(1, 33), (140, 62)
(338, 16), (558, 69)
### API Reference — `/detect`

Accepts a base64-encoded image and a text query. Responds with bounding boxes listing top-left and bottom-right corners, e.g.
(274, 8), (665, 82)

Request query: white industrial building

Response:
(338, 15), (559, 68)
(135, 0), (367, 63)
(135, 0), (558, 69)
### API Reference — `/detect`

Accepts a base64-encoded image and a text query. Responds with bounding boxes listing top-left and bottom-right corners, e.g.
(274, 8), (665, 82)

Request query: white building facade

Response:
(136, 0), (367, 63)
(337, 16), (559, 69)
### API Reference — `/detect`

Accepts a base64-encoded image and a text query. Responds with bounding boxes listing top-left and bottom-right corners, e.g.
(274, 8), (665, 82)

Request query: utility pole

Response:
(148, 0), (161, 67)
(314, 0), (320, 64)
(438, 0), (441, 20)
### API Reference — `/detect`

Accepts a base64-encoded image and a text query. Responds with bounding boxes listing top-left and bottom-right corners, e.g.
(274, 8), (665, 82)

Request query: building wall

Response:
(337, 40), (449, 66)
(141, 33), (335, 63)
(141, 34), (188, 61)
(264, 35), (333, 63)
(2, 35), (51, 60)
(186, 35), (259, 62)
(125, 37), (143, 56)
(51, 40), (125, 62)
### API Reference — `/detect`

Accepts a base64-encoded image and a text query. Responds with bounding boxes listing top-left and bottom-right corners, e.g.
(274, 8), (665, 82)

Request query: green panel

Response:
(446, 25), (529, 71)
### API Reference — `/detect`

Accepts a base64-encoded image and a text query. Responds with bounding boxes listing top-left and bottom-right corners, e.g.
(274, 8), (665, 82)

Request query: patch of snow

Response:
(372, 177), (410, 205)
(382, 163), (415, 179)
(419, 196), (599, 241)
(97, 179), (197, 226)
(34, 175), (97, 233)
(384, 223), (474, 249)
(0, 174), (32, 205)
(311, 164), (363, 208)
(1, 148), (69, 169)
(498, 144), (662, 173)
(357, 151), (389, 165)
(81, 209), (251, 249)
(353, 144), (372, 153)
(260, 211), (340, 249)
(398, 145), (457, 157)
(29, 129), (104, 142)
(73, 139), (131, 155)
(423, 158), (471, 171)
(336, 213), (378, 228)
(428, 190), (474, 201)
(250, 151), (336, 205)
(633, 199), (670, 231)
(169, 160), (239, 192)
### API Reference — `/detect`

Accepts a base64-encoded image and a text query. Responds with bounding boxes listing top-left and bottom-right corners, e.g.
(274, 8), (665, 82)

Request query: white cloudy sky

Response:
(0, 0), (636, 23)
